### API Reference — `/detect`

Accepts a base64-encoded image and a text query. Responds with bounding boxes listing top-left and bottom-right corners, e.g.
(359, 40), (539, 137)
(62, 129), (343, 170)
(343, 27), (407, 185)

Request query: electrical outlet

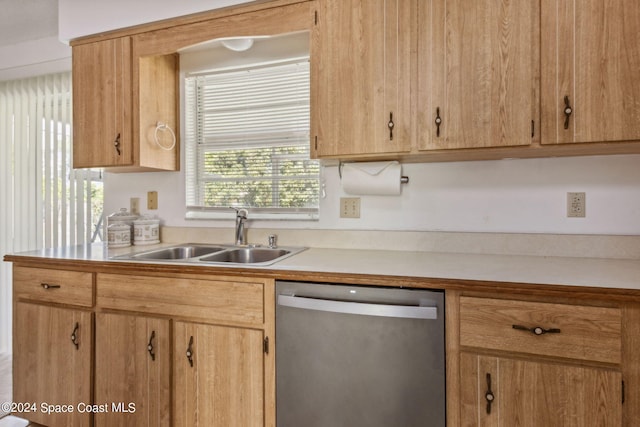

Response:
(340, 197), (361, 218)
(130, 197), (140, 215)
(147, 191), (158, 210)
(567, 192), (586, 218)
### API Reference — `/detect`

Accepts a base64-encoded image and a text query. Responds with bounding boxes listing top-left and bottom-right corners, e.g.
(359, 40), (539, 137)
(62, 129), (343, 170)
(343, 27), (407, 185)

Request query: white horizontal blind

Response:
(0, 72), (100, 354)
(185, 59), (319, 217)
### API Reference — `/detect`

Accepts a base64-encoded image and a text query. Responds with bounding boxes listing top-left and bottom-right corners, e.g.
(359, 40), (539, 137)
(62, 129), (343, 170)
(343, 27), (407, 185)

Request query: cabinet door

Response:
(541, 0), (640, 144)
(460, 353), (622, 426)
(95, 312), (170, 427)
(311, 0), (412, 157)
(419, 0), (537, 150)
(174, 321), (265, 427)
(73, 37), (132, 168)
(13, 302), (92, 427)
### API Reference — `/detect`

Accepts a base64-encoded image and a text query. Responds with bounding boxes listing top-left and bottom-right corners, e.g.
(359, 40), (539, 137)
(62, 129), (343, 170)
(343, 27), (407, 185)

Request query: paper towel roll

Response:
(341, 161), (403, 196)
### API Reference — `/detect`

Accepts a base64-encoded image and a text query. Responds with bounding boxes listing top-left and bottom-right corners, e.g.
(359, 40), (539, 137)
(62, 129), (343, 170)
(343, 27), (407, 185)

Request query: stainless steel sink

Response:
(119, 244), (225, 260)
(199, 248), (291, 264)
(112, 244), (305, 266)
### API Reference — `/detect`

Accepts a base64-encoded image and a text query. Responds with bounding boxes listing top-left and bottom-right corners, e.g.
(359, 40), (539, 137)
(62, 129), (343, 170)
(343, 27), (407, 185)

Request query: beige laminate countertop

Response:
(4, 242), (640, 294)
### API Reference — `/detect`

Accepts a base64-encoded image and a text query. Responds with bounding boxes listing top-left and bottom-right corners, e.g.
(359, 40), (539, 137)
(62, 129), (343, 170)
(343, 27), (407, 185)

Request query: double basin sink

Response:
(112, 243), (305, 266)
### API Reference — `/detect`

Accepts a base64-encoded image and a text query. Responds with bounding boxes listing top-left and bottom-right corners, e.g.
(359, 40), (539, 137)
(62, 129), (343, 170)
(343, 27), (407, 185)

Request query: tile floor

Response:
(0, 354), (28, 426)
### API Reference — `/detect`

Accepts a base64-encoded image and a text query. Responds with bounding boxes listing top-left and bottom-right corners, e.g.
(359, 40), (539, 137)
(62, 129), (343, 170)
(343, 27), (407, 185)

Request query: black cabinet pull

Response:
(563, 96), (573, 130)
(388, 112), (395, 141)
(71, 322), (79, 350)
(186, 336), (194, 367)
(147, 330), (156, 361)
(485, 373), (495, 414)
(41, 283), (61, 289)
(435, 107), (442, 137)
(114, 133), (121, 156)
(512, 324), (561, 336)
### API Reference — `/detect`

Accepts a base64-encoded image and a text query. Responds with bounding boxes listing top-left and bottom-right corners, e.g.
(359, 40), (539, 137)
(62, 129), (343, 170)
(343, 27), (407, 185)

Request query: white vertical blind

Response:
(0, 72), (100, 354)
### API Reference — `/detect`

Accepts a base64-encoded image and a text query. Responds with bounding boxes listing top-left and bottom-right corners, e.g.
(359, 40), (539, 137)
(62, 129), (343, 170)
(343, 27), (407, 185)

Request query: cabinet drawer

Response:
(13, 266), (93, 307)
(97, 273), (266, 327)
(459, 296), (621, 364)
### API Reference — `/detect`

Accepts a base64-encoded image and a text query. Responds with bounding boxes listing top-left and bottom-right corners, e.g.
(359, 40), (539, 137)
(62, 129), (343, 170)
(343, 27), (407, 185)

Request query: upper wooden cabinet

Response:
(541, 0), (640, 145)
(418, 0), (538, 151)
(72, 37), (179, 171)
(311, 0), (413, 158)
(73, 37), (133, 168)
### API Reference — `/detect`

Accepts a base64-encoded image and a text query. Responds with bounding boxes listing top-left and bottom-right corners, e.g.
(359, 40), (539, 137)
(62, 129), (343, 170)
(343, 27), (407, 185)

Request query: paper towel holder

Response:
(338, 161), (410, 184)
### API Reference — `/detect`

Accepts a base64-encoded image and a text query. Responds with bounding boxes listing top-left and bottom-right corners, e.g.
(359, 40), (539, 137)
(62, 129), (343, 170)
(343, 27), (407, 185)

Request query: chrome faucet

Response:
(231, 207), (248, 245)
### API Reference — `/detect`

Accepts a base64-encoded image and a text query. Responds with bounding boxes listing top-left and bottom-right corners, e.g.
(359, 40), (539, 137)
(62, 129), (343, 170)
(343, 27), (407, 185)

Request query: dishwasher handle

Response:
(278, 294), (438, 320)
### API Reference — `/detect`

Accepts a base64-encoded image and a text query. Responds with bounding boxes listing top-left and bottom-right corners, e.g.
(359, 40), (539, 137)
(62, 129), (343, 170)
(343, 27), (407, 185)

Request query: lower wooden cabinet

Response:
(460, 353), (622, 426)
(454, 293), (627, 426)
(174, 321), (265, 427)
(96, 272), (275, 427)
(95, 312), (171, 426)
(13, 302), (92, 427)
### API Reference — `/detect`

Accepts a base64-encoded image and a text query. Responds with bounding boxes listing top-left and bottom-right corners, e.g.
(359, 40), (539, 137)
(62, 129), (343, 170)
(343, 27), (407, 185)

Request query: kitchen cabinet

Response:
(311, 0), (413, 158)
(96, 272), (275, 427)
(72, 37), (179, 171)
(460, 353), (622, 426)
(13, 303), (92, 427)
(95, 312), (171, 427)
(541, 0), (640, 145)
(174, 321), (265, 427)
(72, 37), (133, 168)
(417, 0), (538, 151)
(12, 266), (93, 427)
(455, 295), (624, 426)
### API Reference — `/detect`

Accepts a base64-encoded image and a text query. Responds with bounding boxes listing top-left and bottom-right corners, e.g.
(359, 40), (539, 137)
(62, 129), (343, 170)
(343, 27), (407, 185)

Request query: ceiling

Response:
(0, 0), (58, 47)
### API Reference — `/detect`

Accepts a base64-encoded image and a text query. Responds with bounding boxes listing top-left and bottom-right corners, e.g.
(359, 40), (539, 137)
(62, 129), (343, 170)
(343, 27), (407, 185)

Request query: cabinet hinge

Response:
(622, 380), (625, 404)
(314, 10), (318, 25)
(264, 336), (269, 354)
(531, 120), (535, 138)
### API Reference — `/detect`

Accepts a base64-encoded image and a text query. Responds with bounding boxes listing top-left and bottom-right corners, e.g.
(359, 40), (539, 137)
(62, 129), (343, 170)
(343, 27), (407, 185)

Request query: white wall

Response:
(105, 154), (640, 235)
(58, 0), (253, 42)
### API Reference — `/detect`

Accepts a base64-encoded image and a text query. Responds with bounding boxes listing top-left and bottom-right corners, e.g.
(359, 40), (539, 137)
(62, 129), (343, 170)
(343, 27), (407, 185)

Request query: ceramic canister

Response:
(133, 217), (160, 245)
(107, 208), (138, 244)
(107, 223), (132, 248)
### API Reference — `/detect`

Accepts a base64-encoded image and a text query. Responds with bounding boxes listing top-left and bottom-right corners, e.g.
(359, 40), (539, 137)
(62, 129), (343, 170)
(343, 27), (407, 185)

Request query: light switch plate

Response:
(147, 191), (158, 210)
(340, 197), (360, 218)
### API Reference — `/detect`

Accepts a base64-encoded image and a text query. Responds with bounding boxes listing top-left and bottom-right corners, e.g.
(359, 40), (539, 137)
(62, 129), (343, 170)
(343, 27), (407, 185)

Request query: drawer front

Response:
(13, 266), (93, 307)
(97, 273), (266, 327)
(459, 296), (622, 364)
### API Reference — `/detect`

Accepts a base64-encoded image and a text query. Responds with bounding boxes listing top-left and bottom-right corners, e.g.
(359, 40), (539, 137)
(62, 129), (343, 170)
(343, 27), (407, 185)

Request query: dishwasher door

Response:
(276, 281), (445, 427)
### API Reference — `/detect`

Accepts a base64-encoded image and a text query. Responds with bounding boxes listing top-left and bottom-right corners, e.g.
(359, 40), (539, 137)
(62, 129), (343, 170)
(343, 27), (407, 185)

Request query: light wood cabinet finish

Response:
(73, 37), (133, 168)
(96, 272), (276, 427)
(13, 302), (92, 427)
(95, 312), (171, 427)
(97, 273), (265, 327)
(311, 0), (413, 157)
(418, 0), (538, 151)
(541, 0), (640, 145)
(459, 296), (622, 364)
(13, 266), (93, 307)
(72, 38), (179, 171)
(454, 293), (632, 426)
(174, 321), (265, 427)
(460, 353), (623, 427)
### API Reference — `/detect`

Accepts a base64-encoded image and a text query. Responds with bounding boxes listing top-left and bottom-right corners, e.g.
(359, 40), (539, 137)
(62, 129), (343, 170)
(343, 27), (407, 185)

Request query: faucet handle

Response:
(268, 234), (277, 249)
(229, 207), (248, 218)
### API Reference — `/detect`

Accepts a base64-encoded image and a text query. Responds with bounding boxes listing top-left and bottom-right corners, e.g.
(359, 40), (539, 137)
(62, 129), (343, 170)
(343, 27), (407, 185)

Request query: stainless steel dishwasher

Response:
(276, 281), (446, 427)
